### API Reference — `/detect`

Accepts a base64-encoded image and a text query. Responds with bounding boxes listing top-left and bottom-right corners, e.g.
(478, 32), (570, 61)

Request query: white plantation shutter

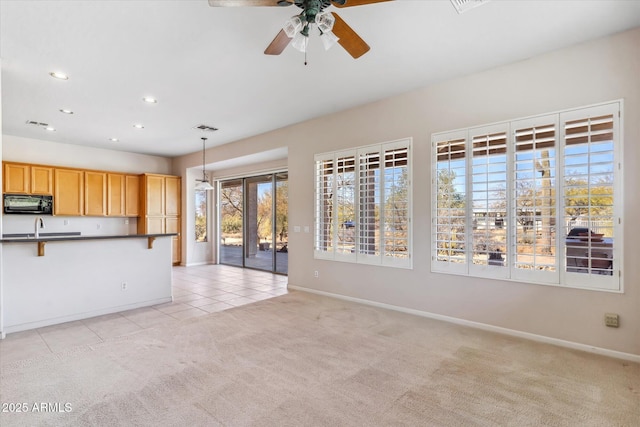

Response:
(357, 146), (381, 263)
(314, 154), (335, 259)
(382, 142), (411, 267)
(511, 115), (559, 284)
(469, 124), (509, 279)
(562, 104), (620, 290)
(315, 139), (412, 268)
(431, 101), (622, 291)
(335, 153), (357, 261)
(432, 131), (468, 274)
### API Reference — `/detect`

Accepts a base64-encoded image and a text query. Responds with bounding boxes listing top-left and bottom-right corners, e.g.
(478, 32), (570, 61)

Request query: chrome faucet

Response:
(34, 216), (45, 239)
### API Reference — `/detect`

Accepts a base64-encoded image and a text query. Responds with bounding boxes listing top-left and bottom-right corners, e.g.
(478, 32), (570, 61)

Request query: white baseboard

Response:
(289, 285), (640, 363)
(1, 297), (173, 336)
(184, 261), (213, 267)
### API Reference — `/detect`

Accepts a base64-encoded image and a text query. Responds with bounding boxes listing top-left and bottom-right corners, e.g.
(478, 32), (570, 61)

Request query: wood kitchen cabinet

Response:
(3, 162), (53, 195)
(107, 173), (125, 216)
(85, 171), (107, 216)
(165, 176), (181, 216)
(138, 173), (182, 265)
(31, 166), (54, 195)
(125, 175), (140, 217)
(54, 168), (84, 216)
(3, 163), (30, 193)
(144, 174), (165, 216)
(107, 173), (140, 217)
(165, 216), (181, 264)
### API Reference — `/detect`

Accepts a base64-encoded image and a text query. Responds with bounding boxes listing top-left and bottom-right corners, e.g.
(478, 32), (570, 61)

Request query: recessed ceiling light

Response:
(45, 127), (56, 132)
(49, 71), (69, 80)
(133, 124), (144, 129)
(142, 96), (158, 104)
(59, 109), (74, 114)
(109, 138), (119, 142)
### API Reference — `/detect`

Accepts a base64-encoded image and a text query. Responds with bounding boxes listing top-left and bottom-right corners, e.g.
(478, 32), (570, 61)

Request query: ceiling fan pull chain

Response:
(305, 48), (308, 66)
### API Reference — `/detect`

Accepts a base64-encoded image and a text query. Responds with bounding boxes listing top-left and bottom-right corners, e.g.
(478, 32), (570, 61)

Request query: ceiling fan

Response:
(208, 0), (394, 59)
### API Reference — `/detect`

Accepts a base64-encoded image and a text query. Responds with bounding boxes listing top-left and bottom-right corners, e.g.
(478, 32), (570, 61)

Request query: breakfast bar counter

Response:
(0, 233), (176, 337)
(1, 233), (177, 257)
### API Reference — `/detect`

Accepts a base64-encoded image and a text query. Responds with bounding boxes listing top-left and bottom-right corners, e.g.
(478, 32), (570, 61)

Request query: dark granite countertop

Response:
(0, 232), (177, 243)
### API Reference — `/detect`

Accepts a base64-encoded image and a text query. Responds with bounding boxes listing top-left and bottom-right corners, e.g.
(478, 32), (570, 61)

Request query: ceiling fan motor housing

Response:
(295, 0), (334, 24)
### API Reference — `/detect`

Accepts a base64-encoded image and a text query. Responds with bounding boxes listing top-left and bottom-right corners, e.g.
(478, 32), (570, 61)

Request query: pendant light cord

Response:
(201, 137), (207, 181)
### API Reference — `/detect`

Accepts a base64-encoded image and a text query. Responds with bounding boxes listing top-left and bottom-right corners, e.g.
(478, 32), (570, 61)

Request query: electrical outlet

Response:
(96, 224), (101, 230)
(314, 270), (319, 278)
(604, 313), (619, 328)
(121, 282), (128, 291)
(64, 220), (69, 226)
(124, 219), (129, 225)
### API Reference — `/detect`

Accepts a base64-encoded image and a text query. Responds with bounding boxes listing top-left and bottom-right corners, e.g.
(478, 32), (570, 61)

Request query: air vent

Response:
(450, 0), (491, 14)
(193, 124), (219, 132)
(25, 120), (50, 127)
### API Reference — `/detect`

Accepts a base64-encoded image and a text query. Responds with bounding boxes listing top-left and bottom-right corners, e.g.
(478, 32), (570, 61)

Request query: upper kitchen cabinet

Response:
(31, 166), (54, 195)
(85, 171), (107, 216)
(54, 168), (84, 216)
(144, 174), (165, 217)
(3, 162), (53, 195)
(165, 176), (181, 217)
(107, 173), (126, 216)
(138, 173), (181, 218)
(105, 173), (141, 217)
(125, 175), (140, 217)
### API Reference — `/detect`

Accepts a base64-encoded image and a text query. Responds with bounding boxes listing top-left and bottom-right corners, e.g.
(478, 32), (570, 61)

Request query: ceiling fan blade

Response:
(208, 0), (291, 7)
(332, 0), (393, 8)
(331, 12), (370, 59)
(264, 29), (292, 55)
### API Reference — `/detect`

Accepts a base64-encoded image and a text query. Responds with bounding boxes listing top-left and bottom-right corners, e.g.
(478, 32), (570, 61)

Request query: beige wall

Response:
(2, 135), (172, 174)
(175, 28), (640, 356)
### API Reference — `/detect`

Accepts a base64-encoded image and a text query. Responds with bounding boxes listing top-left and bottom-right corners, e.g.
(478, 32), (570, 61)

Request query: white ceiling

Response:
(2, 0), (639, 159)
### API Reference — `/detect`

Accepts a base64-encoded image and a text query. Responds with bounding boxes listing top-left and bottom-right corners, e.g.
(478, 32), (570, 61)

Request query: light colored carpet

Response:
(0, 290), (638, 426)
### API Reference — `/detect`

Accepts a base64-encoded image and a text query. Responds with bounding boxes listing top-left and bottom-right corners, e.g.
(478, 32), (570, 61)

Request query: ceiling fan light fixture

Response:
(291, 32), (309, 52)
(283, 16), (303, 38)
(315, 11), (335, 33)
(320, 30), (339, 50)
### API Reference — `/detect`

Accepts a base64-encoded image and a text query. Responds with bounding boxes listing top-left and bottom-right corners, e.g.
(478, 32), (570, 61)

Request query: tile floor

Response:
(0, 264), (288, 366)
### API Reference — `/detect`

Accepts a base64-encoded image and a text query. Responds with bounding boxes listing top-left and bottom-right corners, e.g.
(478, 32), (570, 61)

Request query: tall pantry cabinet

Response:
(138, 173), (181, 265)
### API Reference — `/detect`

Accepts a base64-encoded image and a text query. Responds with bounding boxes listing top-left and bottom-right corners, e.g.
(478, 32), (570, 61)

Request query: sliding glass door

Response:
(245, 175), (273, 270)
(218, 172), (288, 274)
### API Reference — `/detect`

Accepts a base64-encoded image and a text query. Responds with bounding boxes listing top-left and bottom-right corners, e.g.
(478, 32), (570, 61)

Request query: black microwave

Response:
(3, 194), (53, 215)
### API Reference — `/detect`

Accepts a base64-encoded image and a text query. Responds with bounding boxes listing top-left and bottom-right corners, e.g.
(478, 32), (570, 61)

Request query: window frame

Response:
(431, 101), (623, 292)
(195, 189), (208, 243)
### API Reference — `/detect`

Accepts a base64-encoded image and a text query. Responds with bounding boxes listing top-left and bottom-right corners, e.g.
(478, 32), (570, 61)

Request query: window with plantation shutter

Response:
(314, 155), (334, 259)
(358, 147), (381, 261)
(431, 101), (622, 291)
(562, 105), (619, 290)
(470, 125), (509, 279)
(383, 145), (410, 265)
(432, 131), (467, 274)
(512, 116), (558, 283)
(335, 154), (356, 259)
(314, 139), (412, 269)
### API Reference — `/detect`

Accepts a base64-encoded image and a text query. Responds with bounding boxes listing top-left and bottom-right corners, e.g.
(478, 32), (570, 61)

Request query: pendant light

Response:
(195, 137), (214, 191)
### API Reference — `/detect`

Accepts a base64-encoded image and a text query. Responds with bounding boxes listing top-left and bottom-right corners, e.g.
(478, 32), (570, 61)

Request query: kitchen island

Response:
(0, 233), (176, 336)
